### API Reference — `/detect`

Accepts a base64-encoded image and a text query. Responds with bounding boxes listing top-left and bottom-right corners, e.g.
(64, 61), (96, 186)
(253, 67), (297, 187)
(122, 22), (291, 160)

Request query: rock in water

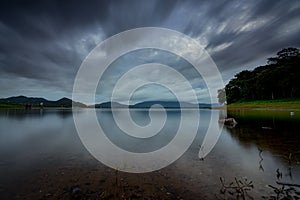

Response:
(219, 118), (237, 126)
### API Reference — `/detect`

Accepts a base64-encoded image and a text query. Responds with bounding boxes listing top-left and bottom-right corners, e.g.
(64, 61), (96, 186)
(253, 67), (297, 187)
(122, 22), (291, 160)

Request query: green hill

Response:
(0, 96), (86, 108)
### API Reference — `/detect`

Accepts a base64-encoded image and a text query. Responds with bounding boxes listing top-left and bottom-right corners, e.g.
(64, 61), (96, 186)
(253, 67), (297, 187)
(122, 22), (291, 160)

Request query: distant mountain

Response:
(92, 101), (212, 109)
(130, 101), (180, 108)
(54, 97), (86, 107)
(129, 101), (212, 109)
(0, 96), (86, 107)
(0, 96), (214, 109)
(94, 102), (127, 108)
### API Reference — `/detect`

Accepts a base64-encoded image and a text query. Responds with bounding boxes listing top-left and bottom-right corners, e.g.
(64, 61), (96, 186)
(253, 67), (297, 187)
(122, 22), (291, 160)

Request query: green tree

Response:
(223, 47), (300, 104)
(268, 47), (300, 65)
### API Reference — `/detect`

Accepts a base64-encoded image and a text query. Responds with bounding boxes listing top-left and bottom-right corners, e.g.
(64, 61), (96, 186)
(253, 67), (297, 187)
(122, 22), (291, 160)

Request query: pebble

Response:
(71, 186), (82, 199)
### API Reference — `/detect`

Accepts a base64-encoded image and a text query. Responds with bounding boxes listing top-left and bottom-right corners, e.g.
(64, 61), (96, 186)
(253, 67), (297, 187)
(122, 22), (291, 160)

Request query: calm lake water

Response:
(0, 108), (299, 199)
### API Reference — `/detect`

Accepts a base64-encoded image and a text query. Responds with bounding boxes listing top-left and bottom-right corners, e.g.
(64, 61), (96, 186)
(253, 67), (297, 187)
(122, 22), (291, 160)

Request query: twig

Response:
(219, 177), (254, 199)
(276, 181), (300, 188)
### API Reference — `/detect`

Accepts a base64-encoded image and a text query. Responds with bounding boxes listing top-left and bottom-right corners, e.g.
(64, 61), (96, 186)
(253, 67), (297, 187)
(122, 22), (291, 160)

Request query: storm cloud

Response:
(0, 0), (299, 102)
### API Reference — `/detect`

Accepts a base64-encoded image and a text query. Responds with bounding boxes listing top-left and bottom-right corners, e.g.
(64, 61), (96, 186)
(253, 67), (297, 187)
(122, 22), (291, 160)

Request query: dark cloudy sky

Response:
(0, 0), (300, 103)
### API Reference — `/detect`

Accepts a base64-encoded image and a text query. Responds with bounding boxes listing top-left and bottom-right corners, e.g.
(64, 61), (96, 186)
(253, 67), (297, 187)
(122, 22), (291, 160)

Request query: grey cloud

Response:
(0, 0), (299, 102)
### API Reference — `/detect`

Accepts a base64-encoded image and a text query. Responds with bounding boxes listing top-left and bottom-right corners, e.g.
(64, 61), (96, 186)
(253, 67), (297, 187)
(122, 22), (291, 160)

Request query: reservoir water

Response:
(0, 108), (299, 199)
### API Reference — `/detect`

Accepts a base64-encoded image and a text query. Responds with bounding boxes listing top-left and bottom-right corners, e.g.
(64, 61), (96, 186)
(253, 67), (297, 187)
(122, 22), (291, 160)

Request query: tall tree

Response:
(223, 47), (300, 103)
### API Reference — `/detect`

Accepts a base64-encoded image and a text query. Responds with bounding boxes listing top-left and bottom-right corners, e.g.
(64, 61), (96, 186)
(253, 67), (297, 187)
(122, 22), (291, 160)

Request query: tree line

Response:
(218, 47), (300, 104)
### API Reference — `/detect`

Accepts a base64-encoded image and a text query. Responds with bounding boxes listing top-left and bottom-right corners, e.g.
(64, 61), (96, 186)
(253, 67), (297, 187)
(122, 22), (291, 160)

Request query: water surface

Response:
(0, 108), (299, 199)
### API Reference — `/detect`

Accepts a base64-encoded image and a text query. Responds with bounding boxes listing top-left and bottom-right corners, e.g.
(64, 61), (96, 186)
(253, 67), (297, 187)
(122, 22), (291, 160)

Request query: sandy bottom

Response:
(0, 154), (220, 200)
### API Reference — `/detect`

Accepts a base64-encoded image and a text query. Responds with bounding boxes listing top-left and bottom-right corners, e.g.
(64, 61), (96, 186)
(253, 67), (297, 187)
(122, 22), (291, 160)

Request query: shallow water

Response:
(0, 108), (299, 199)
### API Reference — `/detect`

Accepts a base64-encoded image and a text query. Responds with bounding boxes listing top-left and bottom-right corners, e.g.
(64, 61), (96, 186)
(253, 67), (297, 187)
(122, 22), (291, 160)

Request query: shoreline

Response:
(2, 99), (300, 110)
(215, 99), (300, 110)
(216, 106), (300, 111)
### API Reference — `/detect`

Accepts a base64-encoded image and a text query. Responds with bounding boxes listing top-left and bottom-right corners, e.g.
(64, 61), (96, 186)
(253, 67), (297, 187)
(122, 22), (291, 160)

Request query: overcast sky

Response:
(0, 0), (299, 103)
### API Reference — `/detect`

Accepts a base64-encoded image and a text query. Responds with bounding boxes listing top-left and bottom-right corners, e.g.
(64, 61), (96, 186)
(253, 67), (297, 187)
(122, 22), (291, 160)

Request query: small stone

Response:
(45, 193), (52, 197)
(71, 186), (82, 199)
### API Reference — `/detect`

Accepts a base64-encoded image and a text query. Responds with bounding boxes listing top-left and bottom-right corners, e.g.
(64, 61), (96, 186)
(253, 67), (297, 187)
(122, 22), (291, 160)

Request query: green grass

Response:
(0, 103), (23, 108)
(224, 98), (300, 109)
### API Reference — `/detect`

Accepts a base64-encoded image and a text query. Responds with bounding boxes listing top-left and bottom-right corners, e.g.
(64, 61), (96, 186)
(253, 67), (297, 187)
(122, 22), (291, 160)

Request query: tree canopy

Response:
(220, 47), (300, 104)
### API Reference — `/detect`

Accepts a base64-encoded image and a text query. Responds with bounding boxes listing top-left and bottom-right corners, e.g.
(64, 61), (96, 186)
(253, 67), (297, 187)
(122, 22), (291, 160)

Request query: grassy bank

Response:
(222, 99), (300, 109)
(0, 103), (23, 108)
